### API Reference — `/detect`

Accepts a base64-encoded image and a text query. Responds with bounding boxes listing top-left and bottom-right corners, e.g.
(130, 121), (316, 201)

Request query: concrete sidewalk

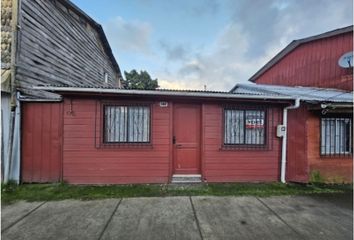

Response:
(1, 194), (352, 240)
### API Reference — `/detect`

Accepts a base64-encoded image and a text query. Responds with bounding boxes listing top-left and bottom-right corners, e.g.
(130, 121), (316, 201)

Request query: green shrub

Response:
(310, 170), (325, 183)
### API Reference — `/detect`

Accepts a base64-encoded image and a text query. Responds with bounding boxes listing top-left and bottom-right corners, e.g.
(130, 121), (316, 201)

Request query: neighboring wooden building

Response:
(1, 0), (122, 182)
(232, 26), (353, 183)
(17, 0), (122, 96)
(248, 26), (353, 91)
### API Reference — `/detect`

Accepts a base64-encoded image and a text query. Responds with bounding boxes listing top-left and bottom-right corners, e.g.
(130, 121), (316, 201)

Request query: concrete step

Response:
(171, 174), (202, 183)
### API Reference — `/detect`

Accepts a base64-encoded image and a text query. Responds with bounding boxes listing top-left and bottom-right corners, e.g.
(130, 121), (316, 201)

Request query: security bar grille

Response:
(224, 109), (265, 145)
(321, 118), (352, 156)
(104, 105), (150, 143)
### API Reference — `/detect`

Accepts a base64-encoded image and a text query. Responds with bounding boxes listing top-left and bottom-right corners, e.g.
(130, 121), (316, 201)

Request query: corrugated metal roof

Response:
(233, 84), (353, 103)
(36, 84), (233, 94)
(31, 85), (296, 101)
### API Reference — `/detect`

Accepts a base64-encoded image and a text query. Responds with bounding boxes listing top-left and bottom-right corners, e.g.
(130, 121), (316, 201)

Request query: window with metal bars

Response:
(224, 109), (266, 145)
(104, 105), (150, 143)
(321, 117), (352, 156)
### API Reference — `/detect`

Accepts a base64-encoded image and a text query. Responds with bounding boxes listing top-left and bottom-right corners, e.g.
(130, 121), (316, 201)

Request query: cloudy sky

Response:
(72, 0), (353, 91)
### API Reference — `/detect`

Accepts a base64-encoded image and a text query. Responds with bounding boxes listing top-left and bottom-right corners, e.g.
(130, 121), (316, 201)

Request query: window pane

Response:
(224, 109), (244, 144)
(224, 109), (265, 145)
(321, 117), (352, 155)
(245, 110), (265, 145)
(104, 105), (150, 143)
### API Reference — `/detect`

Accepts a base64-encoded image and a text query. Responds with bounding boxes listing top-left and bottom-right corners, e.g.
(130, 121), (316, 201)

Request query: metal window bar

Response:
(104, 105), (150, 143)
(321, 117), (352, 156)
(224, 108), (266, 147)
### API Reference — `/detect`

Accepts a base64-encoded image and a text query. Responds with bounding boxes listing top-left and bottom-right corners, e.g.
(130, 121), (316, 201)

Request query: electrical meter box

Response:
(277, 125), (286, 137)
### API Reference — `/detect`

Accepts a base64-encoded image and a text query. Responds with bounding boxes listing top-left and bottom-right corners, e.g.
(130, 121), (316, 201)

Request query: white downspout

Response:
(281, 98), (300, 183)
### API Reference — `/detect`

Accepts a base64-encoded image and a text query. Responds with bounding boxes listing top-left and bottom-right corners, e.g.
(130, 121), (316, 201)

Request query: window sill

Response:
(98, 143), (153, 150)
(320, 154), (353, 159)
(220, 144), (269, 151)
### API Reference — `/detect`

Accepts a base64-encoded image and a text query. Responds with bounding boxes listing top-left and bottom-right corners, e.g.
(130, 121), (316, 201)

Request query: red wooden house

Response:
(232, 26), (353, 183)
(22, 87), (296, 184)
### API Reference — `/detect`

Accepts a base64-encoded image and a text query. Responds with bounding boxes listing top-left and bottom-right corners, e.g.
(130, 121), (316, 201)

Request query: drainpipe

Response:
(280, 98), (300, 183)
(4, 0), (20, 184)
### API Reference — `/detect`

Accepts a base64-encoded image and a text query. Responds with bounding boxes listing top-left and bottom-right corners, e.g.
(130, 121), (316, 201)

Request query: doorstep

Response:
(171, 174), (202, 183)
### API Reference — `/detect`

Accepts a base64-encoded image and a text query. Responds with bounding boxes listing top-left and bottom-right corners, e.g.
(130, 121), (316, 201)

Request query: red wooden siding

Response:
(62, 98), (171, 184)
(255, 32), (353, 91)
(202, 104), (283, 182)
(285, 107), (309, 182)
(21, 98), (287, 184)
(307, 112), (353, 183)
(21, 103), (63, 182)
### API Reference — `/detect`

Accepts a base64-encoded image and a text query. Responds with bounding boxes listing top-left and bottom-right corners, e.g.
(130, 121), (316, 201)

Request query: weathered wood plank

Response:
(16, 0), (121, 91)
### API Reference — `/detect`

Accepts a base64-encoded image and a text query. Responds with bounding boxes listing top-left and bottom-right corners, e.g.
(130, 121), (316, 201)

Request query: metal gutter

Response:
(18, 93), (62, 102)
(32, 86), (296, 101)
(4, 0), (20, 184)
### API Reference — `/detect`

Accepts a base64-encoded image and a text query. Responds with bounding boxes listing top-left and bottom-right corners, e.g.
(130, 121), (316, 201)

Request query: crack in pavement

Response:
(1, 201), (47, 233)
(97, 198), (122, 240)
(189, 196), (204, 240)
(255, 197), (306, 239)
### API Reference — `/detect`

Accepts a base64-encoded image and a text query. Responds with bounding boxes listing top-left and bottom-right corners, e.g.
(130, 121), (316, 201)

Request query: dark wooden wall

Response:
(16, 0), (121, 89)
(254, 32), (353, 91)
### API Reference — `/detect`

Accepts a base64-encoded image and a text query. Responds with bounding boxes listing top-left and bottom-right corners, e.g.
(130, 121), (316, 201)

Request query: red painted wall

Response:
(255, 32), (353, 91)
(21, 103), (63, 182)
(62, 98), (171, 184)
(285, 107), (309, 183)
(22, 98), (285, 184)
(202, 104), (283, 182)
(307, 112), (353, 183)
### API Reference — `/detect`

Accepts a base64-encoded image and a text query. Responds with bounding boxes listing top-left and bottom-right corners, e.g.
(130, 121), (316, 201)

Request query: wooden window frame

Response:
(95, 101), (153, 149)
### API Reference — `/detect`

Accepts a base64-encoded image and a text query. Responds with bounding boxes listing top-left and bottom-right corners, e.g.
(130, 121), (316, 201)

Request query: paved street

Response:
(1, 194), (352, 240)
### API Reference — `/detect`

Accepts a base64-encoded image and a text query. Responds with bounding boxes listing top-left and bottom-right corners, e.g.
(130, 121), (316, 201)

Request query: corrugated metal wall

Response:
(21, 103), (63, 182)
(255, 32), (353, 91)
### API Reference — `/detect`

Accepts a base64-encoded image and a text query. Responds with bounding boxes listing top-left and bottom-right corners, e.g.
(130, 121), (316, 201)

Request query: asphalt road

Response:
(1, 194), (352, 240)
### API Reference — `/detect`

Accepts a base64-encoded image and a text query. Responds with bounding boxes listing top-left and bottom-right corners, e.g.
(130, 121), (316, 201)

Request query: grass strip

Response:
(1, 182), (352, 205)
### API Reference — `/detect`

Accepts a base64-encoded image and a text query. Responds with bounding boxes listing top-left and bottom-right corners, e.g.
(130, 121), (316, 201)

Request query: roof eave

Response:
(32, 86), (296, 101)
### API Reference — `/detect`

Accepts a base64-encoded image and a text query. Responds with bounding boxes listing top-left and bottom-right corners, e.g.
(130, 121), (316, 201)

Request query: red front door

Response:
(173, 104), (201, 174)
